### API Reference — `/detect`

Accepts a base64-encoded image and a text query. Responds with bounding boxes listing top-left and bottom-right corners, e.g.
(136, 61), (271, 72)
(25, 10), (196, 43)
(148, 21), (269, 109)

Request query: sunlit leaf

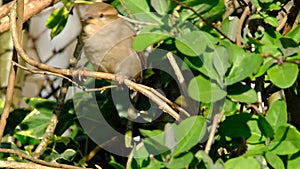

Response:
(265, 151), (285, 169)
(225, 156), (260, 169)
(227, 83), (257, 103)
(266, 100), (287, 131)
(267, 62), (299, 88)
(175, 30), (216, 57)
(133, 25), (171, 51)
(269, 124), (300, 155)
(188, 75), (226, 102)
(173, 116), (206, 156)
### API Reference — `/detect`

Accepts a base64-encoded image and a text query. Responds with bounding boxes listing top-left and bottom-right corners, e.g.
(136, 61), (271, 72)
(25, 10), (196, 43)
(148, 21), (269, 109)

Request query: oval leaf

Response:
(267, 62), (299, 88)
(188, 75), (227, 102)
(265, 151), (285, 169)
(151, 0), (168, 15)
(222, 41), (263, 85)
(175, 31), (216, 57)
(269, 124), (300, 155)
(225, 156), (260, 169)
(266, 99), (287, 131)
(227, 83), (257, 103)
(133, 25), (171, 51)
(173, 116), (206, 156)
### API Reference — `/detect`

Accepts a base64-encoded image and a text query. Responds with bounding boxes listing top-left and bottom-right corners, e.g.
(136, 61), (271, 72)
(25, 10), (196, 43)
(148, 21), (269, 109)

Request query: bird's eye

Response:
(99, 13), (104, 18)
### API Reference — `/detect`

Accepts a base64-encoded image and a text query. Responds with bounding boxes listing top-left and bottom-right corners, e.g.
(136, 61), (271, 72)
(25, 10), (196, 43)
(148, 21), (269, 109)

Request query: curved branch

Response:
(0, 160), (57, 169)
(0, 0), (24, 141)
(236, 6), (250, 47)
(0, 0), (59, 33)
(9, 1), (182, 121)
(0, 148), (93, 169)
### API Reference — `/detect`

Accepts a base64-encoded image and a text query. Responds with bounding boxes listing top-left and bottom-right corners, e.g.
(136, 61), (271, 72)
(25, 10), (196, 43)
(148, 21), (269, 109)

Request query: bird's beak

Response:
(81, 15), (98, 24)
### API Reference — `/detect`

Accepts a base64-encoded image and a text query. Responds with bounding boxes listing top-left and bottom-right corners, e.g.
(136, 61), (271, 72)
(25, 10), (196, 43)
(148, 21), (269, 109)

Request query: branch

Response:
(0, 160), (57, 169)
(236, 6), (250, 46)
(166, 52), (191, 117)
(0, 0), (24, 142)
(0, 148), (93, 169)
(0, 0), (59, 33)
(124, 79), (181, 121)
(11, 61), (86, 90)
(204, 110), (224, 154)
(10, 1), (182, 121)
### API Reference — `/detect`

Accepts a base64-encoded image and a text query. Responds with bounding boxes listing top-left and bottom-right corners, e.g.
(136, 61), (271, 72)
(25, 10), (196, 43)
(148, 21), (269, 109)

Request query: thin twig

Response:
(171, 0), (235, 43)
(166, 52), (191, 117)
(276, 13), (288, 31)
(118, 14), (159, 25)
(0, 160), (57, 169)
(0, 148), (92, 169)
(124, 79), (181, 121)
(204, 110), (225, 154)
(85, 85), (118, 92)
(0, 0), (24, 142)
(236, 6), (250, 46)
(137, 83), (190, 118)
(11, 61), (86, 90)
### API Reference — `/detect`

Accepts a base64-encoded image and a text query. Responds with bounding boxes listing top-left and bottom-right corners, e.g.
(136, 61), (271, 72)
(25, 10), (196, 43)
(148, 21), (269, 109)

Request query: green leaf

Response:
(133, 25), (171, 51)
(184, 46), (230, 85)
(151, 0), (168, 15)
(143, 137), (171, 156)
(132, 144), (149, 164)
(164, 152), (193, 168)
(266, 100), (287, 131)
(221, 17), (239, 41)
(279, 38), (299, 56)
(175, 30), (216, 57)
(140, 129), (164, 138)
(123, 0), (150, 13)
(180, 1), (219, 21)
(285, 25), (300, 43)
(257, 115), (274, 138)
(244, 144), (268, 156)
(219, 113), (252, 138)
(201, 0), (225, 22)
(258, 27), (282, 56)
(267, 62), (299, 88)
(5, 109), (30, 136)
(188, 75), (227, 102)
(225, 156), (260, 169)
(212, 159), (225, 169)
(173, 116), (206, 156)
(52, 149), (76, 162)
(222, 41), (263, 85)
(131, 12), (163, 24)
(246, 115), (267, 144)
(109, 158), (126, 169)
(195, 150), (214, 169)
(254, 57), (274, 77)
(227, 83), (257, 103)
(288, 151), (300, 169)
(45, 7), (69, 38)
(16, 98), (55, 139)
(259, 0), (273, 3)
(264, 16), (279, 27)
(265, 151), (285, 169)
(269, 124), (300, 155)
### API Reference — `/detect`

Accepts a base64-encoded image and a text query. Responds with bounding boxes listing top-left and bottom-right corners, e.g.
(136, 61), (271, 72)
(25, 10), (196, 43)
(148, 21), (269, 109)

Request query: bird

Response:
(79, 2), (144, 81)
